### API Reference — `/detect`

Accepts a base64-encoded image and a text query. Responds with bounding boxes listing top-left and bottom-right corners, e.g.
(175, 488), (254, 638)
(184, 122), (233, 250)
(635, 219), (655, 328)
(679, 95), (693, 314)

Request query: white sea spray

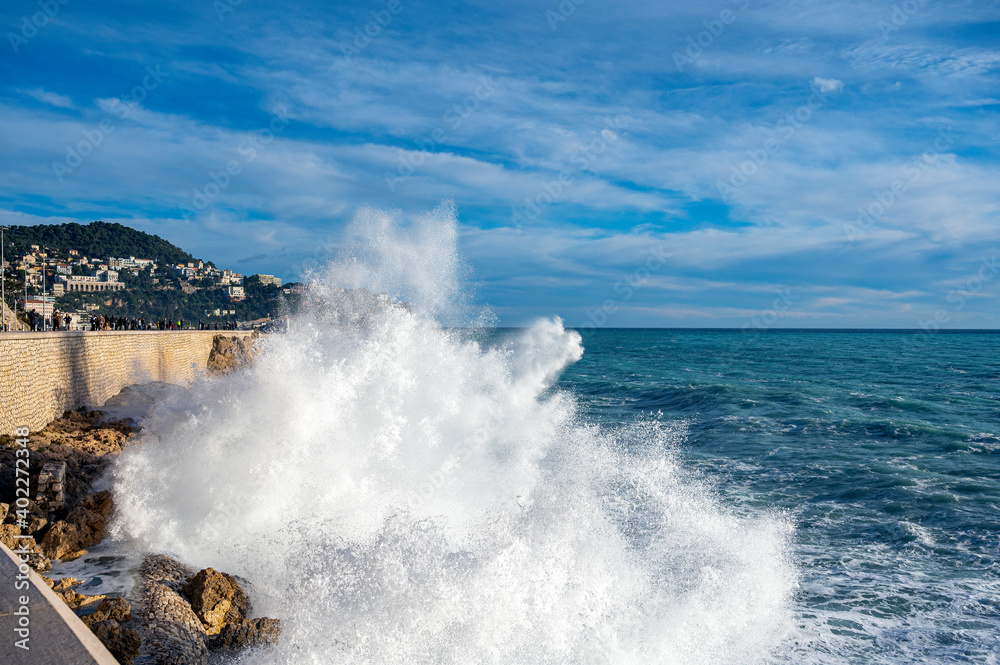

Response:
(110, 203), (797, 664)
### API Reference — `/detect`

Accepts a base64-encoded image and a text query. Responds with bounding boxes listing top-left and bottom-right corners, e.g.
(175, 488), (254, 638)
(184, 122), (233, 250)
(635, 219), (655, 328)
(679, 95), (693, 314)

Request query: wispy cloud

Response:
(0, 0), (997, 326)
(21, 88), (74, 109)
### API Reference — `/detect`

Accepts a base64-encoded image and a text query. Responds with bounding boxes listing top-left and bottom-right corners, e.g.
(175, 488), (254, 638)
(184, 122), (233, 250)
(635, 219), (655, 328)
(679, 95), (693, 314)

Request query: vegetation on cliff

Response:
(3, 221), (198, 266)
(1, 220), (299, 323)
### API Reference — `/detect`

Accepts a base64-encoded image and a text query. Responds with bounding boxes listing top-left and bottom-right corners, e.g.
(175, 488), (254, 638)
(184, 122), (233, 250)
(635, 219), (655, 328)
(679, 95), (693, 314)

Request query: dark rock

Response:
(2, 499), (46, 525)
(82, 597), (132, 626)
(38, 520), (84, 560)
(141, 581), (209, 665)
(90, 619), (141, 665)
(212, 617), (282, 652)
(39, 490), (113, 559)
(57, 587), (105, 609)
(140, 554), (195, 592)
(23, 514), (48, 535)
(52, 577), (82, 593)
(76, 490), (114, 516)
(226, 577), (249, 625)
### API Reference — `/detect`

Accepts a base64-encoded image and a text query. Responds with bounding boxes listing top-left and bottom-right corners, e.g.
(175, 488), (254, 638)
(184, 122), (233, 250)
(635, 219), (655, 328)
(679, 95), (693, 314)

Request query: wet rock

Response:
(212, 617), (282, 652)
(52, 576), (82, 593)
(90, 619), (141, 665)
(55, 577), (105, 609)
(59, 588), (106, 608)
(82, 597), (132, 626)
(207, 334), (258, 374)
(225, 577), (249, 625)
(140, 554), (196, 592)
(181, 568), (246, 635)
(141, 581), (209, 665)
(133, 554), (280, 661)
(25, 546), (52, 572)
(39, 490), (113, 559)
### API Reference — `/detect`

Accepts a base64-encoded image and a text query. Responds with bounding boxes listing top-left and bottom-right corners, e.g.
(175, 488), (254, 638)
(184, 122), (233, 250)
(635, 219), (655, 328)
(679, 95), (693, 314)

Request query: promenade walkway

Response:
(0, 542), (118, 664)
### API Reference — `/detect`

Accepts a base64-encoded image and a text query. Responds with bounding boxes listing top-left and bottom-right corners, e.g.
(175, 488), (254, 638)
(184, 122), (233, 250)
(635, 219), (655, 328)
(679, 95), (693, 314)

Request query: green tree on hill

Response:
(3, 221), (197, 265)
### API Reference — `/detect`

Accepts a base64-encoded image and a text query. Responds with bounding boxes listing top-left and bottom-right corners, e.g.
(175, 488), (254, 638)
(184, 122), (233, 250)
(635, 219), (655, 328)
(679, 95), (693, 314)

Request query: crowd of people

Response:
(14, 310), (243, 332)
(87, 315), (186, 331)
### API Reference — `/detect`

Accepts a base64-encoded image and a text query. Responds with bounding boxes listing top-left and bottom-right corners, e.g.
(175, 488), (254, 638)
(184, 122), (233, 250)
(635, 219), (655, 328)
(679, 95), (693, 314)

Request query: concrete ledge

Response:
(0, 542), (119, 665)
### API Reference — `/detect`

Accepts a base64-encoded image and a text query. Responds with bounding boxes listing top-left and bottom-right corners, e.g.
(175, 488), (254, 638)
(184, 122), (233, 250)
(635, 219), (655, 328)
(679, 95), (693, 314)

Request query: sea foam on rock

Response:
(181, 567), (249, 635)
(137, 555), (280, 664)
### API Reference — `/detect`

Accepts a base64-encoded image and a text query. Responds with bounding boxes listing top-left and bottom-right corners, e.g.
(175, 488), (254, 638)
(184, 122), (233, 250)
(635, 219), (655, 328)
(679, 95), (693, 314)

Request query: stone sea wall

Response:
(0, 331), (254, 436)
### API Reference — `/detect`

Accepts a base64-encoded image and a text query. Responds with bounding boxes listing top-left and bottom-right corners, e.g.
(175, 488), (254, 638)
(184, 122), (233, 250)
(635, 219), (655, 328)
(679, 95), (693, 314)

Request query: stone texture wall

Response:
(0, 331), (254, 436)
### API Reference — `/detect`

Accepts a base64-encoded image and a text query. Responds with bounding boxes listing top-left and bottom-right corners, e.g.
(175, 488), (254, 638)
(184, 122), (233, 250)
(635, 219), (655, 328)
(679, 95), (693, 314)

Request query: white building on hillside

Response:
(252, 274), (282, 287)
(56, 270), (125, 292)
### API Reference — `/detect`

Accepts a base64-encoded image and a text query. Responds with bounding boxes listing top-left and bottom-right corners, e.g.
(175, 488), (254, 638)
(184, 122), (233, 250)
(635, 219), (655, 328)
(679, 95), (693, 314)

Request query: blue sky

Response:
(1, 0), (998, 327)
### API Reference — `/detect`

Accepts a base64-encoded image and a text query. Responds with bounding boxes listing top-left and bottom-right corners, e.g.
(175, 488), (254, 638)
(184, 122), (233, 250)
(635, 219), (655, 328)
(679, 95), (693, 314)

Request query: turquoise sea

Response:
(558, 329), (1000, 664)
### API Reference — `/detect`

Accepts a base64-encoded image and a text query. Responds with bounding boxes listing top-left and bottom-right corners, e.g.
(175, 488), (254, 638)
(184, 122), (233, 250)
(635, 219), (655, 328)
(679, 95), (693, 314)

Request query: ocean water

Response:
(101, 207), (998, 664)
(559, 329), (1000, 664)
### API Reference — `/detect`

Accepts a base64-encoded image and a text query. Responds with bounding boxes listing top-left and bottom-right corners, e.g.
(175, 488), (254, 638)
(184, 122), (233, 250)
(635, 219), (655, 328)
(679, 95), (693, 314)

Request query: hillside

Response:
(2, 220), (298, 325)
(4, 221), (197, 265)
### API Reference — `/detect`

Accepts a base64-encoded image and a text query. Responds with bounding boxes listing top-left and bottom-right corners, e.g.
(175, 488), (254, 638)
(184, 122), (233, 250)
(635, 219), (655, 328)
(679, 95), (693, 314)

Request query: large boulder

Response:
(90, 620), (141, 665)
(180, 568), (247, 635)
(213, 617), (282, 651)
(207, 335), (258, 374)
(38, 520), (85, 560)
(140, 554), (196, 592)
(39, 490), (113, 560)
(141, 581), (209, 665)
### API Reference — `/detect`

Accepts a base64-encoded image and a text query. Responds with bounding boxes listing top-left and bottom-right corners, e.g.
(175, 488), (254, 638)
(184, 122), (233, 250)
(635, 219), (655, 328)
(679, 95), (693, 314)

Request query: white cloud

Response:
(812, 77), (844, 94)
(21, 88), (75, 109)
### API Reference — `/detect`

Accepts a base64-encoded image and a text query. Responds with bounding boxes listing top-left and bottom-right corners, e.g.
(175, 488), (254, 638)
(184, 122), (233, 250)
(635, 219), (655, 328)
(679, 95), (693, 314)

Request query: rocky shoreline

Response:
(0, 402), (280, 664)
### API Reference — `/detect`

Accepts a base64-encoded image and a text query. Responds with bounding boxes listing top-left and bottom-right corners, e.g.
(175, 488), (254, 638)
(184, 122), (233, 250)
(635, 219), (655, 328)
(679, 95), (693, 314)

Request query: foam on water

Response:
(110, 205), (796, 664)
